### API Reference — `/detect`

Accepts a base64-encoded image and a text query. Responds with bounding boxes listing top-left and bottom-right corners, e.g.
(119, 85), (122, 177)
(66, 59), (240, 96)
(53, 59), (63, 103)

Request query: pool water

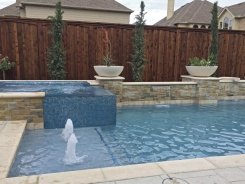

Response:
(9, 100), (245, 177)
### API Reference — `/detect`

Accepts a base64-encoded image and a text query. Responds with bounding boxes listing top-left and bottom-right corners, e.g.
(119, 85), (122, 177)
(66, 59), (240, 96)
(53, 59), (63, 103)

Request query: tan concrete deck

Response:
(0, 121), (245, 184)
(0, 121), (26, 180)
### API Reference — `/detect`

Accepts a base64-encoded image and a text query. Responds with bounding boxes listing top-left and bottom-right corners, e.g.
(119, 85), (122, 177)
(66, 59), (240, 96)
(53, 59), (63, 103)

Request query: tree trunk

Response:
(3, 71), (6, 80)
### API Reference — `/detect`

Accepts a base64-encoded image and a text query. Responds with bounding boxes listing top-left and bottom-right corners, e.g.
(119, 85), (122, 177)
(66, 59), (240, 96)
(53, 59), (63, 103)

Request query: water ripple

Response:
(9, 101), (245, 177)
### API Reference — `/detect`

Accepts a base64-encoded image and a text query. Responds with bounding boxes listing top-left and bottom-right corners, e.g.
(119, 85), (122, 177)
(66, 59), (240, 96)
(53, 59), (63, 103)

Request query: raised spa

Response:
(0, 81), (116, 129)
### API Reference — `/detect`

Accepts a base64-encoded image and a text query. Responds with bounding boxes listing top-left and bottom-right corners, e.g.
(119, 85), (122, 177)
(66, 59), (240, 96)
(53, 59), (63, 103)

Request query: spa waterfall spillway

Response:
(0, 81), (116, 129)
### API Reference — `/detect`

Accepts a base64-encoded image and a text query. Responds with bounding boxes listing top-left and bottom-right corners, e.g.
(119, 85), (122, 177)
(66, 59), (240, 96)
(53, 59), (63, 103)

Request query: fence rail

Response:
(0, 17), (244, 81)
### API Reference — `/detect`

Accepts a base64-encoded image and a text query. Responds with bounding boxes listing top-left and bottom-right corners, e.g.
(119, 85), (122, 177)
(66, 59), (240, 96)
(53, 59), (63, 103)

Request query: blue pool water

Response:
(9, 100), (245, 177)
(0, 81), (116, 128)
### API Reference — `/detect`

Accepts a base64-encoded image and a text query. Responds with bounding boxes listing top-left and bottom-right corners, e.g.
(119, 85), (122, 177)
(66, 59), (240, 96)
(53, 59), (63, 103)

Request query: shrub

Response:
(209, 1), (219, 66)
(47, 1), (66, 80)
(188, 57), (212, 66)
(129, 1), (146, 82)
(0, 54), (15, 80)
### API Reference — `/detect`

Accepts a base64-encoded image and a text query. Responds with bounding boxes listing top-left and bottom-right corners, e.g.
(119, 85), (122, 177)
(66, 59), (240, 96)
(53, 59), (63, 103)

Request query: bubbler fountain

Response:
(62, 119), (87, 165)
(62, 119), (74, 141)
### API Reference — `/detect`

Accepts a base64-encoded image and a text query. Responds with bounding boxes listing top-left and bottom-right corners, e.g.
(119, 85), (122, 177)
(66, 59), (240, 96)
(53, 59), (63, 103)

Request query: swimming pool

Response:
(9, 100), (245, 177)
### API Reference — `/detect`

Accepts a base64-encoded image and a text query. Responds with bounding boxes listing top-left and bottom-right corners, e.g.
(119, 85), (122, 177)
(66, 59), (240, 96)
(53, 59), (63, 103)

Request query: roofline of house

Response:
(175, 22), (211, 25)
(236, 16), (245, 19)
(218, 8), (235, 18)
(219, 8), (245, 19)
(19, 2), (133, 14)
(0, 14), (20, 17)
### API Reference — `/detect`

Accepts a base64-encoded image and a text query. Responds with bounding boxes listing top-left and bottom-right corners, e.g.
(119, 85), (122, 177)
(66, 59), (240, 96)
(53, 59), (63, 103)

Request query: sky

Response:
(0, 0), (245, 25)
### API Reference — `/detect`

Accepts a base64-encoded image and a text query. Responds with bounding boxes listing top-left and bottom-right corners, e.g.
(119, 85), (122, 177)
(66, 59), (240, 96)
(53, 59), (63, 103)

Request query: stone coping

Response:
(118, 98), (245, 107)
(95, 76), (125, 81)
(0, 92), (45, 98)
(117, 100), (197, 107)
(0, 121), (27, 179)
(220, 77), (241, 83)
(219, 96), (245, 100)
(1, 154), (245, 184)
(86, 80), (99, 86)
(0, 80), (90, 82)
(182, 75), (242, 82)
(0, 80), (100, 86)
(123, 81), (197, 86)
(181, 75), (221, 81)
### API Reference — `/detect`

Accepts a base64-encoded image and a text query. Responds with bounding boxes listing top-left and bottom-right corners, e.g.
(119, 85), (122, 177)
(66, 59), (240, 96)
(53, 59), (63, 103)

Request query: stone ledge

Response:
(0, 121), (27, 179)
(219, 77), (240, 83)
(182, 75), (220, 81)
(117, 100), (197, 107)
(0, 92), (45, 99)
(182, 75), (242, 83)
(2, 154), (245, 184)
(95, 76), (125, 81)
(86, 80), (99, 86)
(123, 82), (197, 86)
(219, 96), (245, 100)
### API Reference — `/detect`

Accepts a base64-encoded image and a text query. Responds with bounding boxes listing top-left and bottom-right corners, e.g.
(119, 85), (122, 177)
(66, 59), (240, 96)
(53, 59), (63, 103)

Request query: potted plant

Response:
(185, 2), (218, 77)
(94, 29), (124, 77)
(0, 54), (15, 80)
(186, 56), (218, 77)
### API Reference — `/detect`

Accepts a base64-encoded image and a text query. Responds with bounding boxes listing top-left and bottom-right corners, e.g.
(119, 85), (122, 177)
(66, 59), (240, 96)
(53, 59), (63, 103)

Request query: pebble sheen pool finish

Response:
(0, 81), (116, 129)
(9, 100), (245, 177)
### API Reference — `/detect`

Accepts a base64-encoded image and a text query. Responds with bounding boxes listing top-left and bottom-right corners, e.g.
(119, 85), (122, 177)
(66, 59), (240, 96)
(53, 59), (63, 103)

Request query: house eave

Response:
(235, 16), (245, 19)
(19, 2), (133, 14)
(0, 14), (20, 17)
(218, 8), (235, 18)
(175, 22), (210, 25)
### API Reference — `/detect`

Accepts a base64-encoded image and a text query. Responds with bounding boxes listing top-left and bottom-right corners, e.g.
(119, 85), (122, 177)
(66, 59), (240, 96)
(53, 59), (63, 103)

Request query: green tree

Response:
(47, 1), (66, 80)
(129, 1), (146, 82)
(209, 1), (219, 66)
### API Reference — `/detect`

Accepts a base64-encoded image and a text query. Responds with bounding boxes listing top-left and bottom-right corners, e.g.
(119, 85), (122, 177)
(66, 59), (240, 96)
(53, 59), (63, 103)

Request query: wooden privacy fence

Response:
(0, 17), (245, 81)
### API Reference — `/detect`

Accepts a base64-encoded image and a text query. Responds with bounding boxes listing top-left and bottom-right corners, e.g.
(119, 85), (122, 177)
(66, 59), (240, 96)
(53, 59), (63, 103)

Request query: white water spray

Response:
(62, 119), (74, 142)
(62, 119), (87, 165)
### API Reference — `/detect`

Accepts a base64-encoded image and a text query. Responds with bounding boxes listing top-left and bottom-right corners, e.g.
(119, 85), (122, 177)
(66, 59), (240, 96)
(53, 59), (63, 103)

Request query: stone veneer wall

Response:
(182, 77), (245, 99)
(0, 93), (44, 129)
(95, 76), (245, 105)
(122, 82), (197, 102)
(238, 82), (245, 96)
(219, 82), (240, 97)
(182, 77), (220, 100)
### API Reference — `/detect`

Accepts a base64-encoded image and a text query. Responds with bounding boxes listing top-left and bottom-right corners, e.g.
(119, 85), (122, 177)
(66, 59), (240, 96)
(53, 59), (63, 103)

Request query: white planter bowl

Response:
(94, 66), (124, 77)
(186, 66), (218, 77)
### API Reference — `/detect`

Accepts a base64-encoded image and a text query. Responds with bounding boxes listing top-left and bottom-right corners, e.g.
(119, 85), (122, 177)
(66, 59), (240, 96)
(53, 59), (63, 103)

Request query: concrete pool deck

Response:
(1, 121), (245, 184)
(0, 121), (26, 180)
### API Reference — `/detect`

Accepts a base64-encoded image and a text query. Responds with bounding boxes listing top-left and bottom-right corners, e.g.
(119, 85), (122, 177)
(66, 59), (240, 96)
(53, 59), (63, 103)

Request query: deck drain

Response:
(162, 177), (189, 184)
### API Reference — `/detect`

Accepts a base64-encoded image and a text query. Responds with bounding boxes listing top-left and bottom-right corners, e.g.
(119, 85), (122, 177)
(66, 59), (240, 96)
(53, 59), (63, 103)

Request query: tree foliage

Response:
(47, 1), (66, 80)
(129, 1), (146, 82)
(209, 1), (219, 66)
(0, 54), (15, 80)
